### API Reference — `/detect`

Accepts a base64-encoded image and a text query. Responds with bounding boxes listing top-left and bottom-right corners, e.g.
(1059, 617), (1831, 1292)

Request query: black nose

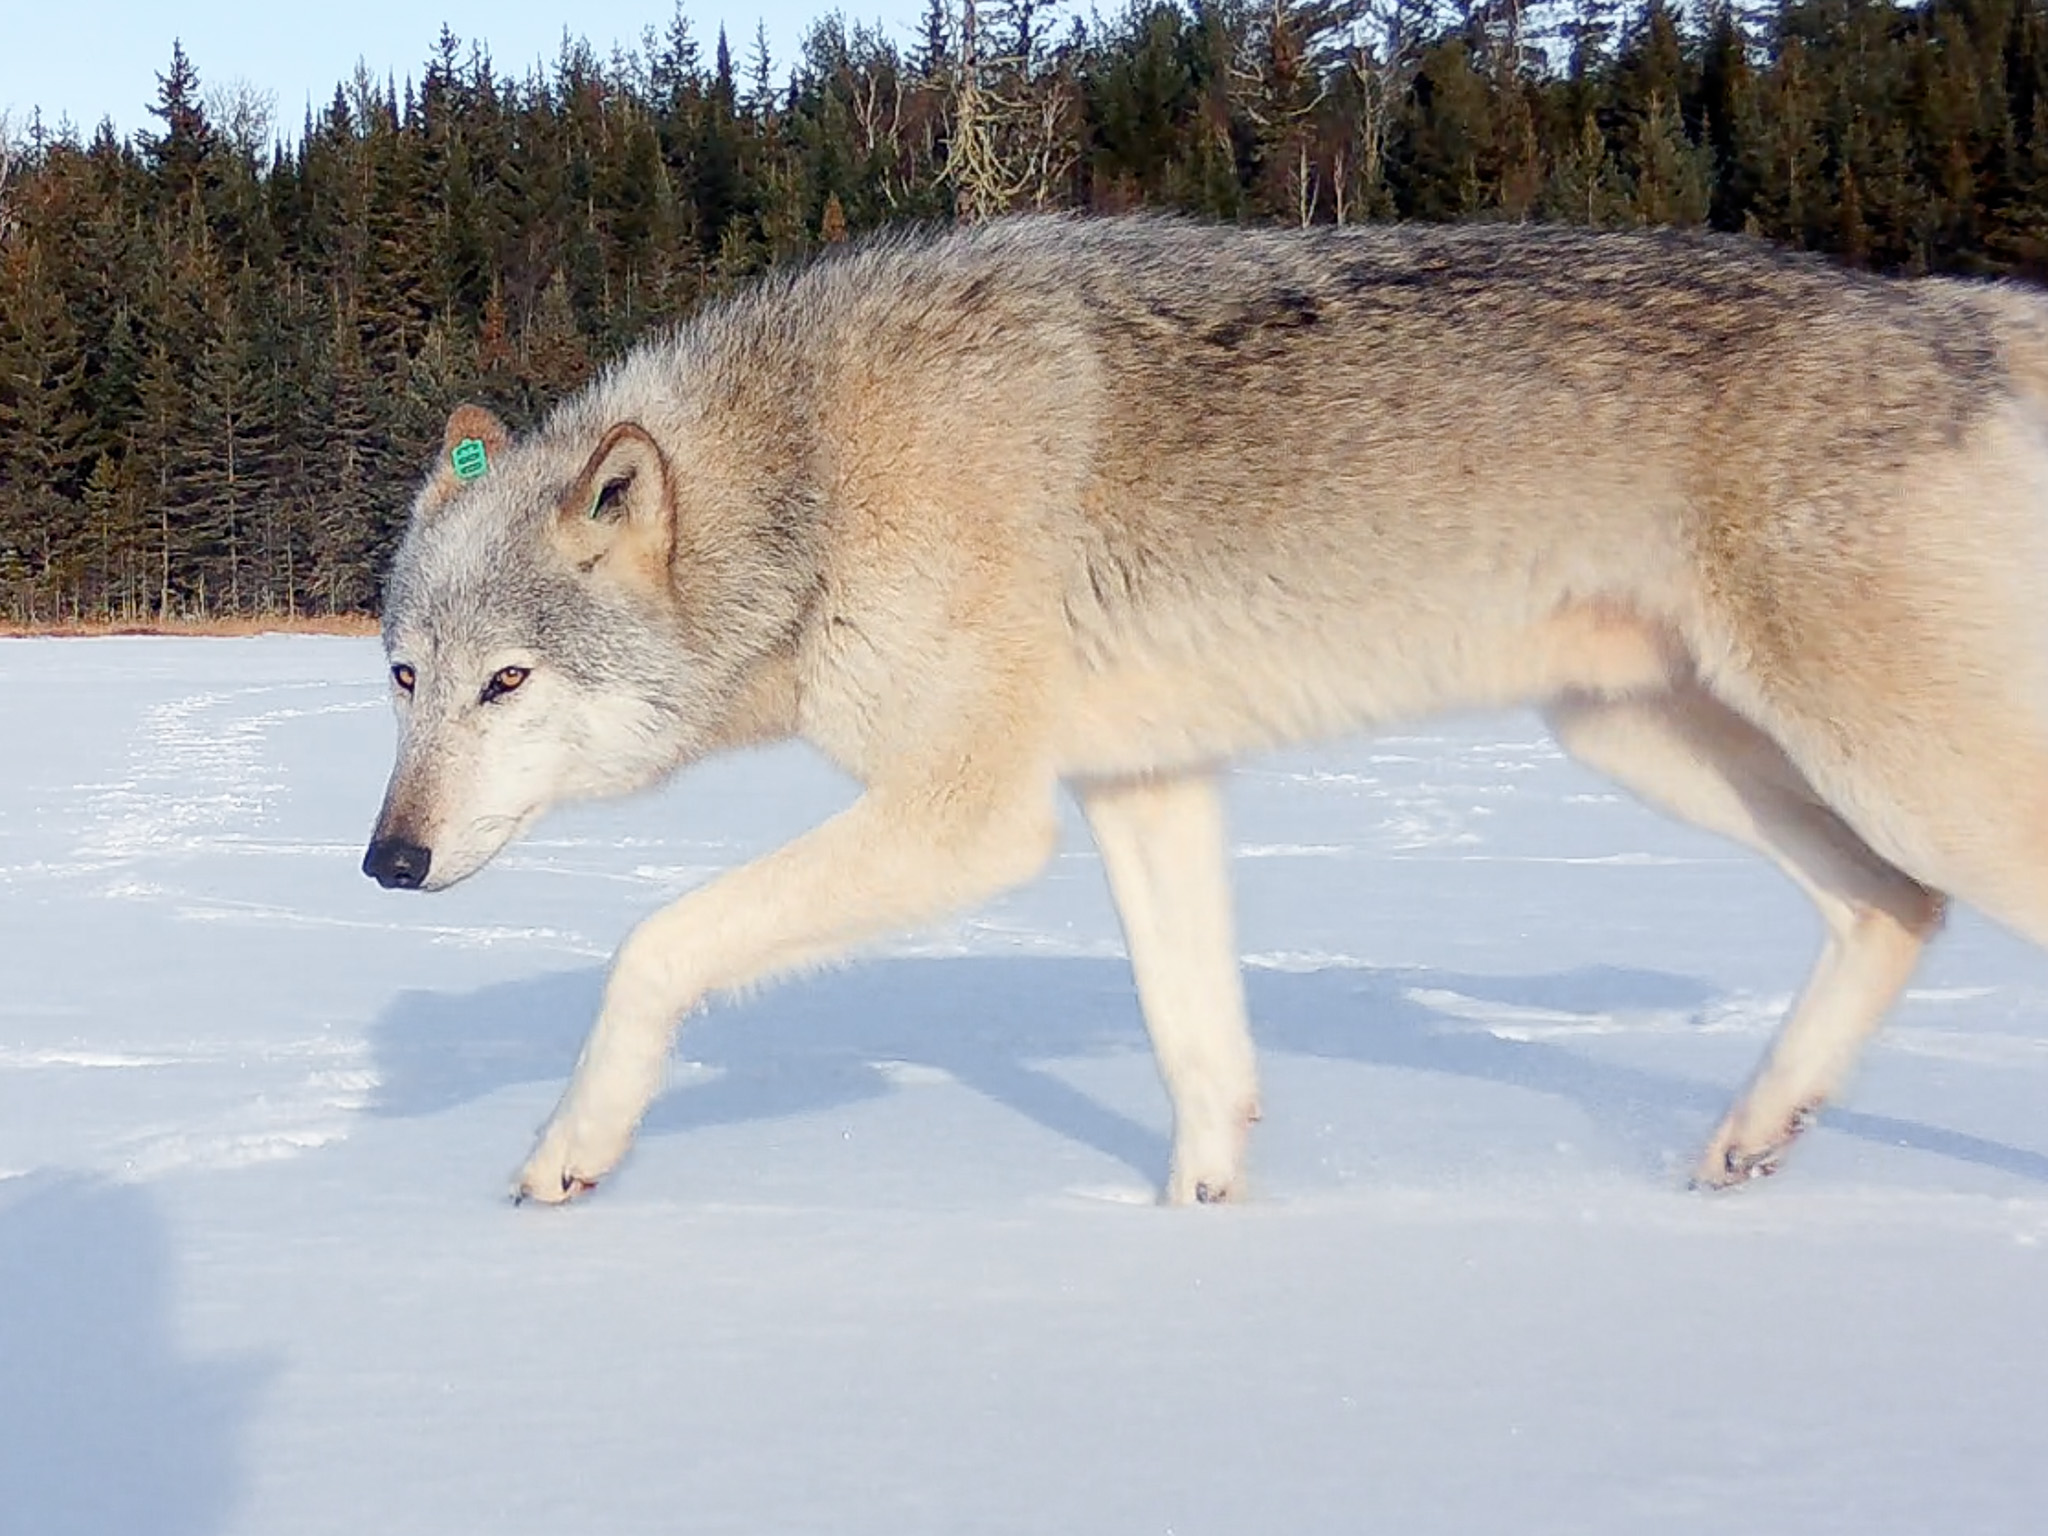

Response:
(363, 838), (432, 889)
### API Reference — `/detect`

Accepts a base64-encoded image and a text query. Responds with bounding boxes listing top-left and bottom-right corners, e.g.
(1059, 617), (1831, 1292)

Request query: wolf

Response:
(364, 213), (2048, 1206)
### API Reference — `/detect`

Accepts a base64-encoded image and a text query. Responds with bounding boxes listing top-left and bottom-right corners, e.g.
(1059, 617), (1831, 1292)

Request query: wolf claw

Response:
(510, 1168), (600, 1206)
(1690, 1104), (1819, 1191)
(1688, 1151), (1779, 1192)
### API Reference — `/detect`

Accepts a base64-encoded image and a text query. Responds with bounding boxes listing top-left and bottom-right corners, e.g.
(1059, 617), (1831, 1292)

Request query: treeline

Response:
(3, 0), (2048, 621)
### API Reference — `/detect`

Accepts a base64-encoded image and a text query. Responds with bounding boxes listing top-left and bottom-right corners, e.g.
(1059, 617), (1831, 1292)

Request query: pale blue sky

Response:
(1, 1), (927, 143)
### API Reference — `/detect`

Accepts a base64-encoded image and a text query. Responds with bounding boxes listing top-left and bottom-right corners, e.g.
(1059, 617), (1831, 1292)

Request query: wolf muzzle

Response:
(362, 838), (432, 890)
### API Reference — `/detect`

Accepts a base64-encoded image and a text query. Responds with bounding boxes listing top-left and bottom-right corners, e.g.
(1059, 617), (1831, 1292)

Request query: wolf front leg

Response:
(515, 778), (1061, 1203)
(1079, 771), (1260, 1204)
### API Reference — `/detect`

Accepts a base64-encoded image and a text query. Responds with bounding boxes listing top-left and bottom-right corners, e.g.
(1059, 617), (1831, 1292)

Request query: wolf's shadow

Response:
(366, 953), (2048, 1187)
(0, 1174), (273, 1536)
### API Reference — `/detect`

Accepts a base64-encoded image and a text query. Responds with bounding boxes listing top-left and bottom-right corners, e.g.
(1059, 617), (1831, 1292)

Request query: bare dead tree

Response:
(204, 79), (278, 161)
(838, 22), (915, 208)
(945, 0), (1080, 220)
(1230, 0), (1340, 226)
(1339, 0), (1436, 222)
(0, 111), (18, 246)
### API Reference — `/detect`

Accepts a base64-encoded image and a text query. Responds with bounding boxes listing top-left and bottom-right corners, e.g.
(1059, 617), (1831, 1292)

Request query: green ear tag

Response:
(450, 437), (489, 483)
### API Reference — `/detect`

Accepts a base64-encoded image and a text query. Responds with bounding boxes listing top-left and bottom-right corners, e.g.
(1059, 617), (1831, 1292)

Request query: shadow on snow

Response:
(0, 1174), (273, 1536)
(365, 954), (2048, 1189)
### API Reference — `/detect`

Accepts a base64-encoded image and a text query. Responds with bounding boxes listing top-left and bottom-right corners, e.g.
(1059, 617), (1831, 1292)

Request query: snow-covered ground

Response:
(4, 635), (2048, 1534)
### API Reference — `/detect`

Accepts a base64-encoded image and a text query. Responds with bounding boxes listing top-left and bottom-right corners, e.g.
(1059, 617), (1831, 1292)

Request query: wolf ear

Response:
(551, 422), (676, 591)
(416, 404), (513, 519)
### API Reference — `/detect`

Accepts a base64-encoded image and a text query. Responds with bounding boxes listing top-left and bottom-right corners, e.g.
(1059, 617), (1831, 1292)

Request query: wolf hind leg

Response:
(1078, 770), (1260, 1205)
(1543, 683), (1945, 1188)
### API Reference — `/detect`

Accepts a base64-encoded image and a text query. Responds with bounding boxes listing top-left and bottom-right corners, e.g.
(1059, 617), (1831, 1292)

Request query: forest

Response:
(3, 0), (2047, 621)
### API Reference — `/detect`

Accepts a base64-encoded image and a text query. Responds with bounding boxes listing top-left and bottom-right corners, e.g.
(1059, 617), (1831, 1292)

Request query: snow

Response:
(4, 635), (2048, 1534)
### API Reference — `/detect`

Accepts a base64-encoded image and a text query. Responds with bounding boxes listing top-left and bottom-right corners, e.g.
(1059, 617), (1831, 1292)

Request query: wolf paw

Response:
(1163, 1167), (1243, 1205)
(512, 1117), (626, 1206)
(1162, 1100), (1260, 1206)
(1689, 1103), (1818, 1191)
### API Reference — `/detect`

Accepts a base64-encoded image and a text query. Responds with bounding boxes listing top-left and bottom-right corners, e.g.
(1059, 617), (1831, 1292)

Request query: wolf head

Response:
(362, 403), (712, 892)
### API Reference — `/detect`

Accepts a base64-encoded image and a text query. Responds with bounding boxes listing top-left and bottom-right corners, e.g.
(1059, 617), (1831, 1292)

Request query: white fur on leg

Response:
(515, 778), (1060, 1204)
(1081, 771), (1260, 1204)
(1693, 898), (1939, 1185)
(1544, 685), (1941, 1189)
(514, 981), (676, 1202)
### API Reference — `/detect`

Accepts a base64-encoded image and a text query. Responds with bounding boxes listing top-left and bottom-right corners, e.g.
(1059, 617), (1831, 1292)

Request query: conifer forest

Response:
(4, 0), (2048, 621)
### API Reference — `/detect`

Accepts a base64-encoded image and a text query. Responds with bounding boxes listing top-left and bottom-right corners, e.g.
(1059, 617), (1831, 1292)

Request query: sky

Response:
(0, 1), (926, 144)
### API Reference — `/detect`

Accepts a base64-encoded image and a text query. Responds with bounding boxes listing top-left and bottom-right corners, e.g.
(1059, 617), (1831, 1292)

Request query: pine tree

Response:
(1700, 1), (1764, 232)
(1611, 1), (1710, 226)
(918, 0), (954, 81)
(139, 42), (216, 217)
(1397, 37), (1495, 219)
(0, 238), (92, 618)
(12, 0), (2048, 622)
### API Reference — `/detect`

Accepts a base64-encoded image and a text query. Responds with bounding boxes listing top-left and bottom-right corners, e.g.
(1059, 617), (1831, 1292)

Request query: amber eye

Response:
(481, 665), (530, 703)
(391, 663), (416, 693)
